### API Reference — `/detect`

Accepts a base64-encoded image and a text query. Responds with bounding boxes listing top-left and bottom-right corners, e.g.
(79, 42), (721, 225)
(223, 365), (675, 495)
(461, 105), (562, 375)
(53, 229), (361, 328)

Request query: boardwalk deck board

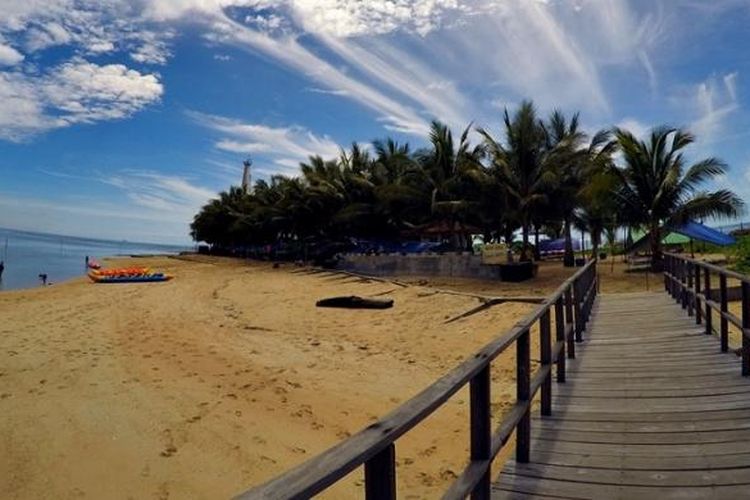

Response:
(493, 291), (750, 500)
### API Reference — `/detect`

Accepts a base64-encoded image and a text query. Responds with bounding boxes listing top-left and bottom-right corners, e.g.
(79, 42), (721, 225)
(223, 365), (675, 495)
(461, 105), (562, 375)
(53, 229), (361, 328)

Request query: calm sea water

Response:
(0, 228), (190, 291)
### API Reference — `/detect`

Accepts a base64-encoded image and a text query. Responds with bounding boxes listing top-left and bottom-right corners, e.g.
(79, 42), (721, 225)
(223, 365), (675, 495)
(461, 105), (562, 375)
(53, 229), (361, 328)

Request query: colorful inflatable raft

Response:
(88, 271), (172, 283)
(90, 267), (150, 276)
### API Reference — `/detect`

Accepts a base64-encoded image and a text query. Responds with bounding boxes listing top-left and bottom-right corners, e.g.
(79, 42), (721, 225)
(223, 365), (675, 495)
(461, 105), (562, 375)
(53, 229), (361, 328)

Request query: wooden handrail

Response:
(236, 259), (598, 499)
(663, 252), (750, 375)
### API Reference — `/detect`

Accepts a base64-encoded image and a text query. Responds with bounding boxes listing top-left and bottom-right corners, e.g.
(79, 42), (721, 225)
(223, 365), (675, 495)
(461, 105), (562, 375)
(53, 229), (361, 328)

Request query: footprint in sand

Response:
(160, 429), (178, 458)
(418, 445), (437, 457)
(160, 445), (177, 458)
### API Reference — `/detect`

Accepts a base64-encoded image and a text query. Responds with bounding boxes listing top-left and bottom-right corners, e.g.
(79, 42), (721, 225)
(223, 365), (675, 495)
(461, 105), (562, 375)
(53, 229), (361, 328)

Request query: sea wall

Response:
(336, 253), (501, 279)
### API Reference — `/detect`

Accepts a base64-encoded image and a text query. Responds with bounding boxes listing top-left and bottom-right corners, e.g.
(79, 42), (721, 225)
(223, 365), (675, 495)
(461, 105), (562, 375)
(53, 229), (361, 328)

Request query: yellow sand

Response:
(1, 255), (558, 499)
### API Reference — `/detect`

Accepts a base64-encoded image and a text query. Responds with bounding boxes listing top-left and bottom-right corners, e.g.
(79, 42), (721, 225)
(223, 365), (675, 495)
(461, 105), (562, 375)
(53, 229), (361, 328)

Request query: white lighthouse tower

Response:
(241, 158), (252, 193)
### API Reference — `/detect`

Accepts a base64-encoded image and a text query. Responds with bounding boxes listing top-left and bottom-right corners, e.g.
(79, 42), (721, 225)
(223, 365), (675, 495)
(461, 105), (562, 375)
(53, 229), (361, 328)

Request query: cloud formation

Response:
(191, 111), (342, 174)
(0, 59), (163, 140)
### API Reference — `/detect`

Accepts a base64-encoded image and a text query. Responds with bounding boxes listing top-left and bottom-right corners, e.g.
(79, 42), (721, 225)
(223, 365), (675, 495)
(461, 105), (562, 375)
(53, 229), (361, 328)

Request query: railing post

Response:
(364, 443), (396, 500)
(742, 282), (750, 377)
(704, 267), (712, 336)
(555, 297), (566, 383)
(720, 274), (728, 352)
(687, 261), (694, 317)
(540, 310), (552, 416)
(516, 328), (531, 463)
(695, 264), (702, 325)
(574, 278), (583, 343)
(664, 254), (670, 293)
(565, 288), (575, 359)
(681, 259), (688, 309)
(469, 365), (491, 500)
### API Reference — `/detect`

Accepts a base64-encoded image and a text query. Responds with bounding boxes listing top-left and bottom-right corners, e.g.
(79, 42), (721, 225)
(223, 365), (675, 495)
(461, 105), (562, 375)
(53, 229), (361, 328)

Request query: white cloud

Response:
(0, 167), (218, 243)
(689, 72), (739, 145)
(0, 191), (193, 243)
(311, 33), (471, 130)
(130, 30), (173, 65)
(288, 0), (461, 37)
(210, 16), (431, 134)
(0, 0), (673, 141)
(616, 118), (650, 140)
(44, 60), (164, 123)
(190, 111), (342, 174)
(0, 71), (53, 141)
(25, 21), (73, 51)
(0, 59), (163, 140)
(100, 171), (218, 222)
(0, 42), (25, 65)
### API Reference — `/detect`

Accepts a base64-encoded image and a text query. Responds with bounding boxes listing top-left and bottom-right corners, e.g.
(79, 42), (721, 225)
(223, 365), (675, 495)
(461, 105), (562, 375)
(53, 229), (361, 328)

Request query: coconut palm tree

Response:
(612, 126), (744, 270)
(416, 120), (486, 248)
(479, 100), (552, 261)
(543, 111), (616, 266)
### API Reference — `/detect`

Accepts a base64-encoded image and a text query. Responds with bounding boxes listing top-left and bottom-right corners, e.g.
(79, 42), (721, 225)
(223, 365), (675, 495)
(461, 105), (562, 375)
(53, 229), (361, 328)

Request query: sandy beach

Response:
(1, 253), (700, 498)
(0, 255), (573, 499)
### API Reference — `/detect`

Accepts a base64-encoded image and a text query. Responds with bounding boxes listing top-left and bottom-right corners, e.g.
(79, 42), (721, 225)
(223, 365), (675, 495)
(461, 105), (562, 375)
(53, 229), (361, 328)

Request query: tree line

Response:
(191, 100), (744, 269)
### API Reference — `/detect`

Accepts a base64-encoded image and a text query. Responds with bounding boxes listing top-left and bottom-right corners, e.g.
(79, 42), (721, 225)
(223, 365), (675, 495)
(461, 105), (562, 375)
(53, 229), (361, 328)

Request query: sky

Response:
(1, 0), (750, 244)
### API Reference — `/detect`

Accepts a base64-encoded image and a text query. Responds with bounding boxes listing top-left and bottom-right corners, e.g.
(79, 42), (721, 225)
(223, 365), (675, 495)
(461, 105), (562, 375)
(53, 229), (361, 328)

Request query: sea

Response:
(0, 227), (190, 291)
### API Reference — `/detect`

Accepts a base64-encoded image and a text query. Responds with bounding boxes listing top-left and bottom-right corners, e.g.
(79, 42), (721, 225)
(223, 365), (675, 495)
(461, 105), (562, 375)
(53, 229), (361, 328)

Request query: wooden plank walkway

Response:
(493, 291), (750, 500)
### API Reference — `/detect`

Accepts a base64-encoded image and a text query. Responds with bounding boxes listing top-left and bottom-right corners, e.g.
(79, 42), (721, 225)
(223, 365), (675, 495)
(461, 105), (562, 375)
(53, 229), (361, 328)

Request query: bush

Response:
(731, 236), (750, 274)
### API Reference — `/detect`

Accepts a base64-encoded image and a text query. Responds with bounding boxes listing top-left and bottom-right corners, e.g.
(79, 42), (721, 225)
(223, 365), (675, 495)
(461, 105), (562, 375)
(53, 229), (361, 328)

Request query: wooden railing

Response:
(236, 260), (598, 500)
(663, 252), (750, 376)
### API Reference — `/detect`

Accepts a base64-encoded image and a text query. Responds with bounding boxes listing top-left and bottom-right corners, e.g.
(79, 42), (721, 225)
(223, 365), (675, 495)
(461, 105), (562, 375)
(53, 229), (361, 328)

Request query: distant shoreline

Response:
(0, 226), (191, 250)
(0, 253), (189, 293)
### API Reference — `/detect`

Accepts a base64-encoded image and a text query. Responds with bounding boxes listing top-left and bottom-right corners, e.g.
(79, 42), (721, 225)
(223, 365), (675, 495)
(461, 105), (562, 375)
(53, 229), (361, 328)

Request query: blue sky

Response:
(1, 0), (750, 244)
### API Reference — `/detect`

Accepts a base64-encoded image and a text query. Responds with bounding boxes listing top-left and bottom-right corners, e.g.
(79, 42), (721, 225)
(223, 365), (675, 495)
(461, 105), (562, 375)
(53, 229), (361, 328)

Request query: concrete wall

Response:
(337, 253), (501, 279)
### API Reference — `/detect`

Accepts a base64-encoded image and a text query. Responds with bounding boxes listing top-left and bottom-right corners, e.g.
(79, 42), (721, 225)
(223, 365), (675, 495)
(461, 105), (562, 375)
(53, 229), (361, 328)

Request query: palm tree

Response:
(479, 100), (551, 261)
(612, 126), (744, 270)
(416, 120), (486, 248)
(544, 111), (615, 266)
(369, 138), (428, 233)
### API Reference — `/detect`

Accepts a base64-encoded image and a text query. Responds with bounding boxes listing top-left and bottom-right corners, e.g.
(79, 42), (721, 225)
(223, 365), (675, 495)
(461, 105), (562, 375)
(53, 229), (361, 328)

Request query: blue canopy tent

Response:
(671, 221), (736, 246)
(539, 238), (581, 257)
(630, 221), (735, 252)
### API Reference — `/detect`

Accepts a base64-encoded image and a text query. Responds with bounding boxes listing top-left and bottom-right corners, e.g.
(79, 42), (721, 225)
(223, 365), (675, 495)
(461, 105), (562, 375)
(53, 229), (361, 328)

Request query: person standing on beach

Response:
(0, 260), (4, 279)
(39, 273), (47, 286)
(85, 255), (89, 268)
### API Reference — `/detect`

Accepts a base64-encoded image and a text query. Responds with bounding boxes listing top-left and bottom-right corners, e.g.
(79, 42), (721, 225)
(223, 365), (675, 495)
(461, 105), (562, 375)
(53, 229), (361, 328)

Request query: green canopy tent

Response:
(630, 229), (689, 251)
(629, 221), (735, 255)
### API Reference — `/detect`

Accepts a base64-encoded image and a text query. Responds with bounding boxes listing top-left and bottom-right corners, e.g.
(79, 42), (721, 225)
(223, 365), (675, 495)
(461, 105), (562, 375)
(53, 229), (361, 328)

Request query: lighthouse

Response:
(241, 158), (252, 193)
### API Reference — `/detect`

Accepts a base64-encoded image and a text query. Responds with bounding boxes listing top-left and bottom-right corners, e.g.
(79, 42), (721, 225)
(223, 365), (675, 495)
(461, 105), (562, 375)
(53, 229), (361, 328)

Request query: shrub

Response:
(731, 236), (750, 274)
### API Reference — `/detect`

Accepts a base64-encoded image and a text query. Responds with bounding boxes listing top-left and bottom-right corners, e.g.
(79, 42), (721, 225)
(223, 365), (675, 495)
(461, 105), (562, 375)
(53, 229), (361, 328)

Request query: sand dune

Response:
(0, 255), (554, 499)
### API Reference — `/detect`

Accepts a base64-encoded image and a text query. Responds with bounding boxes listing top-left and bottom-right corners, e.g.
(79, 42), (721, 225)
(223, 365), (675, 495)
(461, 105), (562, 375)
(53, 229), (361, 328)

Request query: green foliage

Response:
(190, 104), (745, 268)
(612, 126), (744, 270)
(731, 236), (750, 274)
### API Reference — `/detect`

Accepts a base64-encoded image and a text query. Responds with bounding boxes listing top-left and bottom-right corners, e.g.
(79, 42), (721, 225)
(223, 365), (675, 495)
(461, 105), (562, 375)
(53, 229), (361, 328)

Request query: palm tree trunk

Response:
(592, 229), (601, 259)
(521, 223), (530, 261)
(504, 225), (514, 262)
(534, 224), (541, 261)
(563, 217), (574, 267)
(650, 223), (662, 271)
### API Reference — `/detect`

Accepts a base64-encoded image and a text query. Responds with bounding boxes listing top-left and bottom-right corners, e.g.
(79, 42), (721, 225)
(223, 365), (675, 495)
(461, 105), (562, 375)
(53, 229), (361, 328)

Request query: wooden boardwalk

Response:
(493, 291), (750, 500)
